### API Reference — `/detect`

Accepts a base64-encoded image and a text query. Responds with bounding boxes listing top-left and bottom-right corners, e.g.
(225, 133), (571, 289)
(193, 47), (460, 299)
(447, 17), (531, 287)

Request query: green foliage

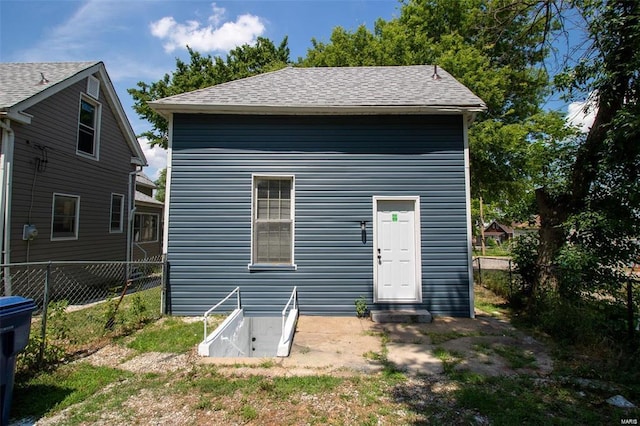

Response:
(532, 2), (640, 346)
(47, 300), (71, 342)
(555, 243), (597, 299)
(126, 317), (205, 354)
(128, 37), (290, 148)
(511, 232), (539, 297)
(154, 168), (166, 202)
(18, 287), (162, 376)
(16, 329), (67, 378)
(355, 296), (368, 318)
(476, 269), (513, 300)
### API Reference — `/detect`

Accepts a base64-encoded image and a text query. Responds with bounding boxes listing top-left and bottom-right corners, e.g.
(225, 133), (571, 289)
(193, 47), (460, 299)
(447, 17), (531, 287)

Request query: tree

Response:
(128, 37), (290, 149)
(300, 0), (568, 244)
(531, 1), (640, 332)
(154, 168), (166, 203)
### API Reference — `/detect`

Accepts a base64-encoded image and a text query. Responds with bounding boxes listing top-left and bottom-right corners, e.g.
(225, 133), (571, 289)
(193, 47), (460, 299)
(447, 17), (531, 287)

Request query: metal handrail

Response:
(203, 286), (241, 340)
(281, 286), (298, 339)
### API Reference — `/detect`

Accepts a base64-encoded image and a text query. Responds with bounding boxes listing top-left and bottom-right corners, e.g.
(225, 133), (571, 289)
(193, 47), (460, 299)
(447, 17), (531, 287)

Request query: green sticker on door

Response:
(392, 213), (398, 222)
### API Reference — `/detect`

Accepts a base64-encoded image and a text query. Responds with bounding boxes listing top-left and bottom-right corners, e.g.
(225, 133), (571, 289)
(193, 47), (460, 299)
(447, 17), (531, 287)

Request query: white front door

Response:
(373, 197), (422, 303)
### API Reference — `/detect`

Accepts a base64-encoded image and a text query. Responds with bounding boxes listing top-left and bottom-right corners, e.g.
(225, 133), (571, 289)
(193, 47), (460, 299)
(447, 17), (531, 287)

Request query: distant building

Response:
(482, 220), (514, 245)
(133, 172), (163, 260)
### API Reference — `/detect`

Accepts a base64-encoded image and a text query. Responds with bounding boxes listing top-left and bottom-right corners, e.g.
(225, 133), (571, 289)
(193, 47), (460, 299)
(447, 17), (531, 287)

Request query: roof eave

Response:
(150, 103), (487, 118)
(135, 200), (164, 208)
(0, 110), (33, 124)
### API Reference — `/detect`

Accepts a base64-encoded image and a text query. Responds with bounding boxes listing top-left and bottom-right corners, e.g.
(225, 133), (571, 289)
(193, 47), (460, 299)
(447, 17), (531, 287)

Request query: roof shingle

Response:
(151, 65), (486, 113)
(0, 62), (99, 109)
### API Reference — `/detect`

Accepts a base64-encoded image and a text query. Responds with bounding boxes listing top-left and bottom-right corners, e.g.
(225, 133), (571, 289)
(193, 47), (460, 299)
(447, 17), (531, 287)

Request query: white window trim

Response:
(51, 193), (80, 241)
(134, 212), (160, 243)
(109, 193), (125, 234)
(76, 94), (101, 160)
(249, 174), (297, 271)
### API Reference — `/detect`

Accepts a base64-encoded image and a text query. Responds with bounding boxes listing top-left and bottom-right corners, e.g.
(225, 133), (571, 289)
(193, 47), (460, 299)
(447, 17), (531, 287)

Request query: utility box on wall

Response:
(22, 224), (37, 241)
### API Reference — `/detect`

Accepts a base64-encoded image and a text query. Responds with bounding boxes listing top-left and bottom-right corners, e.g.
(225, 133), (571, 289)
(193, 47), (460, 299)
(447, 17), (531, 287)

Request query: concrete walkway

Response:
(199, 313), (552, 378)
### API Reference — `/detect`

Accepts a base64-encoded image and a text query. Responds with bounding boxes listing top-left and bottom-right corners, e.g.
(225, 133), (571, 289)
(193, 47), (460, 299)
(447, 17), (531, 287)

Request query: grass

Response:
(455, 375), (615, 425)
(474, 283), (512, 317)
(12, 363), (132, 421)
(422, 330), (483, 345)
(12, 292), (640, 425)
(492, 344), (537, 369)
(473, 246), (511, 257)
(125, 316), (209, 353)
(432, 347), (464, 375)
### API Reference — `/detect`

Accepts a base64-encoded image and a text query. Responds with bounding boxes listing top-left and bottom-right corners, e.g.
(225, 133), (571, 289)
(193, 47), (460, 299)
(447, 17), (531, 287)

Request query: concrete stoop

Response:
(370, 309), (433, 324)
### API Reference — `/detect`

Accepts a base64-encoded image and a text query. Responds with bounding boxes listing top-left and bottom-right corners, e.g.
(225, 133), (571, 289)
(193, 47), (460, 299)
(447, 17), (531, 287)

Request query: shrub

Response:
(555, 244), (598, 299)
(511, 232), (539, 297)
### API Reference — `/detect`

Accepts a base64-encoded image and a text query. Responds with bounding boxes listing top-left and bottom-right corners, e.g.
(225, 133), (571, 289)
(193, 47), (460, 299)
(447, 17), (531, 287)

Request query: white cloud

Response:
(139, 138), (167, 181)
(567, 94), (597, 133)
(150, 3), (265, 53)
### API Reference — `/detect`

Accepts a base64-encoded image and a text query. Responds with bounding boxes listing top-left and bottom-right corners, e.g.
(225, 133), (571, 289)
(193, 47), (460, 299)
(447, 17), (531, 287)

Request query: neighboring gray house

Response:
(151, 65), (485, 317)
(133, 172), (163, 260)
(0, 62), (147, 275)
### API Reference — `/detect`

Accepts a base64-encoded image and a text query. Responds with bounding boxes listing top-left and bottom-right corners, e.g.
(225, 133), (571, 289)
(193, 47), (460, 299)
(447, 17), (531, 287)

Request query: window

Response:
(134, 213), (159, 243)
(51, 193), (79, 240)
(251, 176), (295, 267)
(110, 194), (124, 233)
(77, 96), (100, 158)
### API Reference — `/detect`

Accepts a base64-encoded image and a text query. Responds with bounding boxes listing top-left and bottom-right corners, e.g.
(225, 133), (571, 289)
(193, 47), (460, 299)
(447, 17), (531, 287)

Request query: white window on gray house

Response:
(134, 213), (159, 242)
(51, 193), (80, 240)
(77, 95), (101, 158)
(252, 176), (295, 266)
(110, 193), (124, 233)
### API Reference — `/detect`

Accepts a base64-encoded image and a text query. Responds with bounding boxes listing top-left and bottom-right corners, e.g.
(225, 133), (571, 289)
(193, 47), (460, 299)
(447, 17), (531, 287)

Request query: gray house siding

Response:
(9, 77), (136, 263)
(167, 113), (472, 317)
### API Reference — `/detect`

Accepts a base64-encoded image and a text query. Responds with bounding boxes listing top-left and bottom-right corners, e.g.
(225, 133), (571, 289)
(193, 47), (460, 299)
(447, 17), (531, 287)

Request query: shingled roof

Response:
(151, 65), (486, 116)
(0, 61), (146, 165)
(0, 62), (99, 110)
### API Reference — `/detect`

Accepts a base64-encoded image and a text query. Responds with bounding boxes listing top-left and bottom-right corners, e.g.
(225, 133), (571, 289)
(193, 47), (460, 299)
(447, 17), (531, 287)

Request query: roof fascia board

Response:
(135, 200), (164, 208)
(150, 104), (487, 118)
(0, 111), (33, 124)
(96, 65), (147, 166)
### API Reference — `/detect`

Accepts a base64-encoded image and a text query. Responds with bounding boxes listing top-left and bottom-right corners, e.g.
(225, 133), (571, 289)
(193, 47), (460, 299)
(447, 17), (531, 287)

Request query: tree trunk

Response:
(534, 188), (570, 298)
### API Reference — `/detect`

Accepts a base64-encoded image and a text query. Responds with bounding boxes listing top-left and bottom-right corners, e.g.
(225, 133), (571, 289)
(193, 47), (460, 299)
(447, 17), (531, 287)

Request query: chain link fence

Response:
(472, 256), (520, 300)
(1, 256), (167, 371)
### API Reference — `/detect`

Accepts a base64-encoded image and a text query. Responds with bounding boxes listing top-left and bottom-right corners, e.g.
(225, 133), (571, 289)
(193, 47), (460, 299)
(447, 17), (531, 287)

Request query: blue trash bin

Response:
(0, 296), (36, 426)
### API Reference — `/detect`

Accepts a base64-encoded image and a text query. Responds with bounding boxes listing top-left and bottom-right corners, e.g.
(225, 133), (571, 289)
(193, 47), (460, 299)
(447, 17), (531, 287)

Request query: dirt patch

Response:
(380, 312), (553, 377)
(81, 344), (195, 374)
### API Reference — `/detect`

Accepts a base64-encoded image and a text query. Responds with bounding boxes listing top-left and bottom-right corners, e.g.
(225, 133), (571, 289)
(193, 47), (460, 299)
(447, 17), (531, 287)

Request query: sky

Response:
(1, 0), (402, 180)
(0, 0), (592, 181)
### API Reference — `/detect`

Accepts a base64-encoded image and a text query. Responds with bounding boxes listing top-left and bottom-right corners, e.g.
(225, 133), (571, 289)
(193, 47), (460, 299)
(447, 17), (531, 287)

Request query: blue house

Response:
(151, 65), (485, 318)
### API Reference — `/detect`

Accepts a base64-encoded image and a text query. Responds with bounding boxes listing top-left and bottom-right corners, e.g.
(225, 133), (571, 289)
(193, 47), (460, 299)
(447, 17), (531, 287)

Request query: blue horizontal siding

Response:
(167, 114), (472, 317)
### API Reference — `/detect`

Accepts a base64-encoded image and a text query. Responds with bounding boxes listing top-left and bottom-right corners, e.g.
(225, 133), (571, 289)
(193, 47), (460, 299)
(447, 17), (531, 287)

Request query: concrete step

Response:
(370, 309), (432, 324)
